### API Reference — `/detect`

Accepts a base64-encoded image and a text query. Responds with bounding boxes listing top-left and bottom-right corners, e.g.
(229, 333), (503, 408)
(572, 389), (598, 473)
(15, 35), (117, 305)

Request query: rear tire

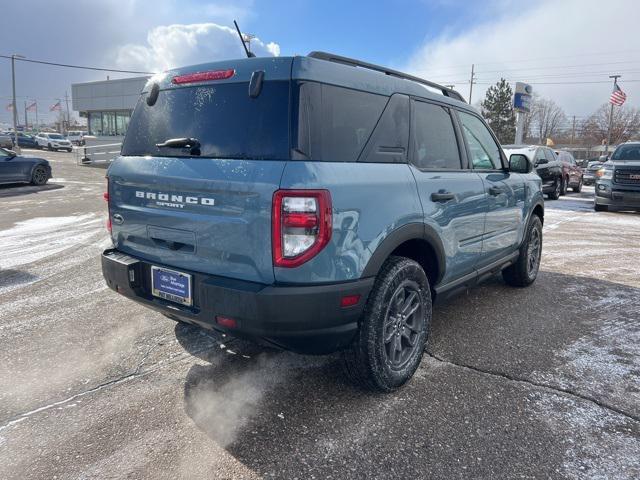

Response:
(573, 177), (582, 193)
(502, 215), (542, 287)
(594, 203), (608, 212)
(343, 256), (431, 392)
(30, 165), (48, 186)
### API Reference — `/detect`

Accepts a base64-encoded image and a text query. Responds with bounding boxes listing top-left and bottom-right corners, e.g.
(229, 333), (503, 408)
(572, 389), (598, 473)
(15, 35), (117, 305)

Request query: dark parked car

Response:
(13, 132), (39, 149)
(555, 150), (583, 192)
(594, 142), (640, 212)
(0, 147), (51, 185)
(583, 160), (604, 186)
(503, 145), (563, 199)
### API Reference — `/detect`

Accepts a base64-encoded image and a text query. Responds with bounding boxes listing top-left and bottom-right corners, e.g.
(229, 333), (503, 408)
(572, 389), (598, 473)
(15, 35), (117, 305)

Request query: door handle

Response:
(431, 191), (456, 202)
(489, 186), (504, 196)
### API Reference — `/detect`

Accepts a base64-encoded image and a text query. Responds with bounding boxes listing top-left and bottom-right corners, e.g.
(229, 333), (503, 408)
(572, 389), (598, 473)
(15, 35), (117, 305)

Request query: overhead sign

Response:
(514, 82), (533, 113)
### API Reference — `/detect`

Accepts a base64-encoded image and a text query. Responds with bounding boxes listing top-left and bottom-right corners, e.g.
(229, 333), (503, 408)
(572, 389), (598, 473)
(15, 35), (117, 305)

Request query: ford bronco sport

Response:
(102, 52), (544, 391)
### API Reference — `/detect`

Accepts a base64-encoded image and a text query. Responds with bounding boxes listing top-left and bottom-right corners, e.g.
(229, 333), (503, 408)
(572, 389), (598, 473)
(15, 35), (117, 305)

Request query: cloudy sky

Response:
(1, 0), (638, 127)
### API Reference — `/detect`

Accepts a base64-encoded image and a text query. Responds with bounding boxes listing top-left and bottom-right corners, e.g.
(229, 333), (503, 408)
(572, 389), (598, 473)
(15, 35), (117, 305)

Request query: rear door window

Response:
(294, 82), (387, 162)
(458, 111), (502, 170)
(544, 149), (557, 162)
(411, 100), (461, 169)
(122, 81), (290, 160)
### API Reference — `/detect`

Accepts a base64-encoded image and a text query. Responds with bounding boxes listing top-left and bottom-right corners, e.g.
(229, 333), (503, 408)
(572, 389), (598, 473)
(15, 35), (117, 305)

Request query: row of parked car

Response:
(0, 131), (87, 151)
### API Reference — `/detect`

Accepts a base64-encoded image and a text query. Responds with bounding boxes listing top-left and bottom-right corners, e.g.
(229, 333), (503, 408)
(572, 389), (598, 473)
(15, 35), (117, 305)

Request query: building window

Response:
(87, 111), (131, 136)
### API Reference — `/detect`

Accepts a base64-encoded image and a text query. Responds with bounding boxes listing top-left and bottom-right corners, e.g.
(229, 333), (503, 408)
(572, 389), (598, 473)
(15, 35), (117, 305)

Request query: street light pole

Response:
(10, 54), (25, 149)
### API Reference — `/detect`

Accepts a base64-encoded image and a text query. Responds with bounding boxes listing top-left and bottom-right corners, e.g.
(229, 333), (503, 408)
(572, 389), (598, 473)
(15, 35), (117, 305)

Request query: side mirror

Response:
(509, 154), (531, 173)
(6, 150), (16, 158)
(598, 155), (608, 162)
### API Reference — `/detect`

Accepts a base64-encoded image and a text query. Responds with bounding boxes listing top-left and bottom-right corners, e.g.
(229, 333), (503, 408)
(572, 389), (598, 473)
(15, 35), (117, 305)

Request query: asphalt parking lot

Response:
(1, 150), (638, 479)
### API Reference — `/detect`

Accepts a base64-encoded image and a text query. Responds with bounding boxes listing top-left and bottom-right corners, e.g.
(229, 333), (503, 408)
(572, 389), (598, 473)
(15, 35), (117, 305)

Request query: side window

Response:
(360, 94), (410, 163)
(458, 111), (502, 169)
(534, 149), (546, 164)
(295, 82), (388, 162)
(544, 149), (556, 162)
(411, 101), (461, 169)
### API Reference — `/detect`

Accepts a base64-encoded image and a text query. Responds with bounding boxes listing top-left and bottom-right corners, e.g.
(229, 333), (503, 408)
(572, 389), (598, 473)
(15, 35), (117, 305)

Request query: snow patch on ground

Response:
(531, 392), (639, 479)
(0, 214), (103, 269)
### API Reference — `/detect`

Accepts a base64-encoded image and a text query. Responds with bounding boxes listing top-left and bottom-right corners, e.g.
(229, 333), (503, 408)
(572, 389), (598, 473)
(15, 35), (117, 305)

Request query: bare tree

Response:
(528, 97), (567, 143)
(582, 103), (640, 146)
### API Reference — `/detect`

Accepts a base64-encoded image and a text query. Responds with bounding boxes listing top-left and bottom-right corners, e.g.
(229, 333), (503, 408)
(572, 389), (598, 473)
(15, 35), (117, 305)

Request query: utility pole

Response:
(468, 64), (476, 104)
(605, 75), (621, 155)
(10, 54), (25, 149)
(571, 115), (576, 145)
(24, 101), (28, 130)
(64, 91), (71, 133)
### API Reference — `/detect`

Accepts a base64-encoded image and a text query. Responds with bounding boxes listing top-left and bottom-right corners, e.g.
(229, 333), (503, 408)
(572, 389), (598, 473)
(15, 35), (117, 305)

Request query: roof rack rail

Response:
(307, 51), (466, 103)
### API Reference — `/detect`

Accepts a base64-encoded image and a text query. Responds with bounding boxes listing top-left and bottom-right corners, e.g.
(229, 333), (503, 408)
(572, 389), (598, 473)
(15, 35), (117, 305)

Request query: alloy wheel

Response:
(383, 280), (424, 370)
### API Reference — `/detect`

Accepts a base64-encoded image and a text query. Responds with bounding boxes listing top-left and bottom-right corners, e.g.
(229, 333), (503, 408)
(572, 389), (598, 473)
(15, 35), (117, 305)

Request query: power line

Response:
(0, 54), (154, 75)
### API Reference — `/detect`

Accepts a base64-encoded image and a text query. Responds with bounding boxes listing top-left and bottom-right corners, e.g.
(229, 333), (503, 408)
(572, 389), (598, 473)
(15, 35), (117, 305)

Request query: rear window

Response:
(294, 82), (387, 162)
(122, 82), (290, 159)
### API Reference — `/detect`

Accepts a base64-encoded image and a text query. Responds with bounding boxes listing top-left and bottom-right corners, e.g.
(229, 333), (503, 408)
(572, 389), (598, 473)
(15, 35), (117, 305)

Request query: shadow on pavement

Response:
(173, 270), (639, 478)
(0, 182), (64, 198)
(0, 269), (39, 290)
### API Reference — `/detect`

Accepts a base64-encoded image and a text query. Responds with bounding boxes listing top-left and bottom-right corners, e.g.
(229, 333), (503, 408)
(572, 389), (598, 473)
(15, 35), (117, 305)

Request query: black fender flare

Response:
(361, 222), (446, 283)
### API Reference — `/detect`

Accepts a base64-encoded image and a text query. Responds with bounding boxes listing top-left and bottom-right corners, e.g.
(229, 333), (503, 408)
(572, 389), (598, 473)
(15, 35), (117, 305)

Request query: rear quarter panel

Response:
(276, 161), (423, 284)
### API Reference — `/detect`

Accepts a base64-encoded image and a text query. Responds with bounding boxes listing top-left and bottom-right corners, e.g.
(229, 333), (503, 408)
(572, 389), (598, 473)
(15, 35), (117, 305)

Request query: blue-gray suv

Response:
(102, 52), (544, 391)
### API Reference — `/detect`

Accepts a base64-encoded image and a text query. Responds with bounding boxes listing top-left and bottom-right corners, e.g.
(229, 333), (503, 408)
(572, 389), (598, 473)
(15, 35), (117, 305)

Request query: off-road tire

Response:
(547, 178), (561, 200)
(30, 165), (48, 185)
(594, 203), (608, 212)
(343, 256), (431, 392)
(503, 215), (542, 287)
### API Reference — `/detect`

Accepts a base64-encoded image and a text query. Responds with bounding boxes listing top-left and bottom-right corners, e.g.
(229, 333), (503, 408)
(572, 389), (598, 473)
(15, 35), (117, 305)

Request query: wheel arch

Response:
(361, 223), (445, 289)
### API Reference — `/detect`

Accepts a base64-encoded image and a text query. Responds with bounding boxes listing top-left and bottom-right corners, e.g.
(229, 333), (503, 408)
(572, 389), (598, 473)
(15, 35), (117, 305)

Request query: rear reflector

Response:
(216, 316), (238, 329)
(172, 69), (235, 84)
(340, 294), (361, 308)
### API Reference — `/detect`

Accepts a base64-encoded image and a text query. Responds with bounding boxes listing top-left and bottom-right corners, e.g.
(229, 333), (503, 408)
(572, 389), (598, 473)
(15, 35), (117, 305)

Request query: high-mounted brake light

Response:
(171, 69), (235, 85)
(272, 190), (332, 268)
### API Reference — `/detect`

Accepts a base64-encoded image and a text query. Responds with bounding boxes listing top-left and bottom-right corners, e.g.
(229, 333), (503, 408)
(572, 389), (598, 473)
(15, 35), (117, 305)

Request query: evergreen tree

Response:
(481, 78), (516, 144)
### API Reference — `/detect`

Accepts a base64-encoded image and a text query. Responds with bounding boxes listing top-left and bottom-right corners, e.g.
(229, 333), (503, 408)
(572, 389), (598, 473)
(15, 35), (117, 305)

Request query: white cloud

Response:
(115, 22), (280, 73)
(405, 0), (640, 117)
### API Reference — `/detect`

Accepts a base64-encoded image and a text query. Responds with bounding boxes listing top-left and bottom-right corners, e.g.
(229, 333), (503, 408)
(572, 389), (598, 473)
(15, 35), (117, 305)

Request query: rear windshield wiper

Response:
(155, 137), (201, 155)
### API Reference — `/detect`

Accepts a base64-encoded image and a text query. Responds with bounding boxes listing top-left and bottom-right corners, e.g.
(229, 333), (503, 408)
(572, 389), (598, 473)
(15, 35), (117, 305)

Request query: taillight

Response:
(171, 69), (235, 85)
(104, 177), (111, 233)
(272, 190), (332, 268)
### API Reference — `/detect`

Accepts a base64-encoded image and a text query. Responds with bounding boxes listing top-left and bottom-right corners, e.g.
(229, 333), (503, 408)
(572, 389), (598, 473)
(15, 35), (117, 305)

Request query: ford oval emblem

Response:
(112, 213), (124, 225)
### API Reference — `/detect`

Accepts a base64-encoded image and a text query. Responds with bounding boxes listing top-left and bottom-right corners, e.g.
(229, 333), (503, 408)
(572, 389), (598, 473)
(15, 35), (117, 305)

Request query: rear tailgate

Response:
(108, 157), (285, 284)
(107, 57), (293, 284)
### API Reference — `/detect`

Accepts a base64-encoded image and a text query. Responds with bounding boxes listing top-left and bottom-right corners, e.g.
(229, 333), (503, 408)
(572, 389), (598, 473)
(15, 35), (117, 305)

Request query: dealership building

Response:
(71, 76), (149, 142)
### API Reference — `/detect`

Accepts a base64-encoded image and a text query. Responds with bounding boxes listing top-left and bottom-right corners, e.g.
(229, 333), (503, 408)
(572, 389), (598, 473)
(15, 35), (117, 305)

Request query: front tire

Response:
(31, 165), (48, 186)
(343, 256), (431, 392)
(594, 202), (608, 212)
(560, 176), (568, 195)
(547, 178), (561, 200)
(502, 215), (543, 287)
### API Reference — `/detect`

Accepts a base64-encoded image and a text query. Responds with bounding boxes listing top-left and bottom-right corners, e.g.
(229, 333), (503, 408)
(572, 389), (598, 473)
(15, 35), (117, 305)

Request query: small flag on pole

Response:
(26, 101), (37, 112)
(610, 83), (627, 106)
(49, 100), (61, 111)
(5, 103), (13, 111)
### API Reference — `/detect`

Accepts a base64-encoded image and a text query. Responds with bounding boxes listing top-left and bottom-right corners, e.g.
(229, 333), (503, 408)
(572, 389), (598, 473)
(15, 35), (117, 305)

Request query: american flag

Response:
(610, 83), (627, 106)
(26, 101), (37, 112)
(5, 103), (13, 111)
(49, 100), (61, 111)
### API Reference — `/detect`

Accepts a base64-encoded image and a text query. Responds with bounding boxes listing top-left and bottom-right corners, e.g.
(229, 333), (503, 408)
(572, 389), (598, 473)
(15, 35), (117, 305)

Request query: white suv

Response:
(66, 131), (87, 146)
(36, 133), (73, 152)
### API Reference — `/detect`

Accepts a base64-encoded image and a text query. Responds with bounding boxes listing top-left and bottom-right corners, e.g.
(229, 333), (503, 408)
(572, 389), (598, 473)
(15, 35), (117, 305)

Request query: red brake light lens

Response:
(272, 190), (332, 268)
(171, 69), (235, 85)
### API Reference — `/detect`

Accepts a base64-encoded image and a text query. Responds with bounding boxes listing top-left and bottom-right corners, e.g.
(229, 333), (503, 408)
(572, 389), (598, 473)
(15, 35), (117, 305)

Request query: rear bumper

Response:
(101, 249), (373, 354)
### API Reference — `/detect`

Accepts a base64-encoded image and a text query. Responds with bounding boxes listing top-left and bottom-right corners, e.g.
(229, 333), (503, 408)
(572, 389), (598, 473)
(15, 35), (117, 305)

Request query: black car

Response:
(0, 147), (51, 185)
(503, 145), (563, 199)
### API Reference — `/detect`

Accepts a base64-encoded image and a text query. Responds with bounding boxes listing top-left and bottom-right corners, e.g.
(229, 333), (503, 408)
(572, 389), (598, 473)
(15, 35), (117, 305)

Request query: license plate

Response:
(151, 266), (192, 306)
